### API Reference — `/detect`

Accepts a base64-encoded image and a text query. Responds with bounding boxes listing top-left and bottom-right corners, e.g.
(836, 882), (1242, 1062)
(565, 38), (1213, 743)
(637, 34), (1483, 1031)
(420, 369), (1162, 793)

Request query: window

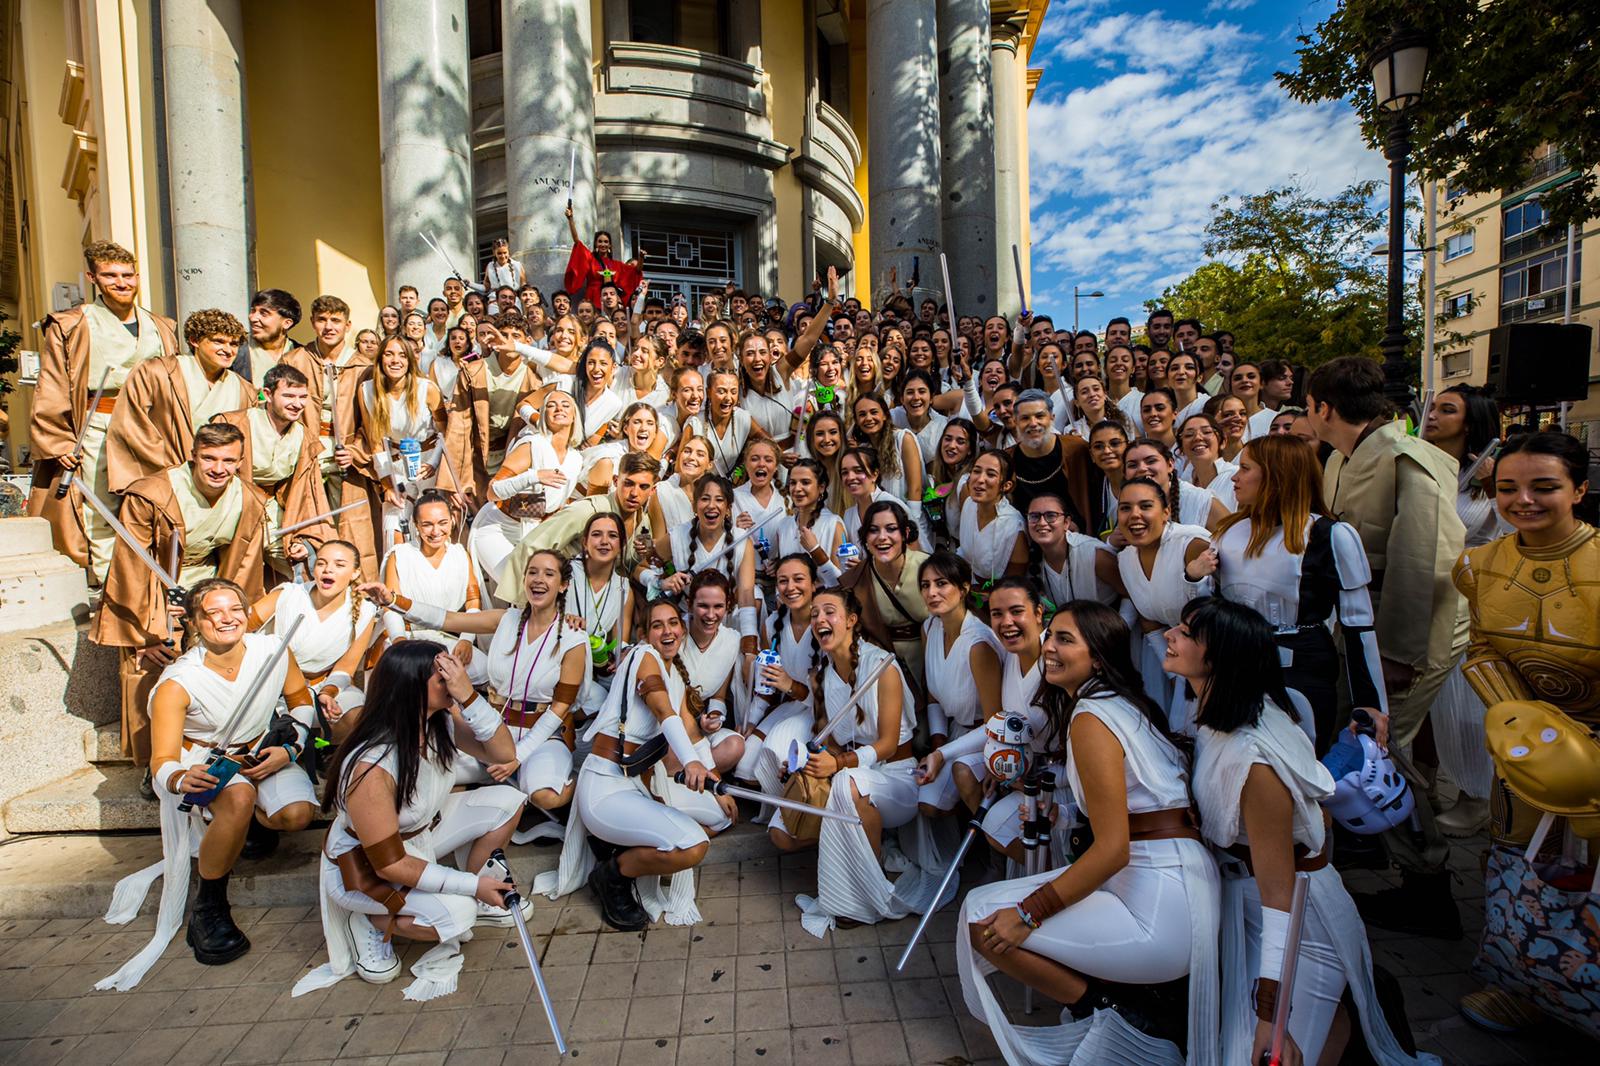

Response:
(468, 0), (502, 59)
(1445, 182), (1468, 203)
(1527, 145), (1569, 184)
(1441, 351), (1471, 378)
(625, 220), (742, 310)
(1500, 246), (1582, 324)
(1502, 198), (1562, 260)
(1444, 292), (1472, 318)
(1443, 232), (1473, 261)
(630, 0), (730, 56)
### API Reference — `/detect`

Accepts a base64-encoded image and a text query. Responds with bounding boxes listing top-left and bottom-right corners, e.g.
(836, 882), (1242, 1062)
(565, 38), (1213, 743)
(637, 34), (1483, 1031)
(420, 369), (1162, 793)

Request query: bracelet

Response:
(1020, 883), (1066, 924)
(788, 679), (808, 700)
(1014, 904), (1040, 930)
(1253, 978), (1280, 1024)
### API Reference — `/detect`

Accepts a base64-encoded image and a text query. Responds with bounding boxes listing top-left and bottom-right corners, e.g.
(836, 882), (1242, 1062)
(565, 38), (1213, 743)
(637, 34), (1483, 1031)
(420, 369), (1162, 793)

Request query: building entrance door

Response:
(624, 221), (742, 316)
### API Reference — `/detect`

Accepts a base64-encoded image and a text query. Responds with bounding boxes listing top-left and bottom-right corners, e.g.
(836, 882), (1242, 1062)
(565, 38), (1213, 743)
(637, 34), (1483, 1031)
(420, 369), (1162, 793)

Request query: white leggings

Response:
(576, 758), (711, 852)
(452, 731), (574, 798)
(323, 785), (524, 942)
(961, 858), (1195, 984)
(916, 723), (981, 812)
(737, 702), (813, 816)
(1240, 876), (1347, 1063)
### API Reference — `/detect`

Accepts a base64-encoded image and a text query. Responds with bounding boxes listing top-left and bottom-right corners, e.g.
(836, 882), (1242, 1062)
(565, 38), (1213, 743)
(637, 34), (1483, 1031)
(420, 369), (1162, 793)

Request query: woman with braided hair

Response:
(541, 599), (735, 931)
(1123, 437), (1229, 532)
(566, 512), (633, 713)
(735, 553), (826, 811)
(684, 368), (764, 477)
(674, 569), (751, 776)
(648, 433), (712, 535)
(771, 587), (927, 936)
(247, 540), (378, 747)
(378, 492), (489, 688)
(770, 459), (845, 583)
(362, 547), (588, 827)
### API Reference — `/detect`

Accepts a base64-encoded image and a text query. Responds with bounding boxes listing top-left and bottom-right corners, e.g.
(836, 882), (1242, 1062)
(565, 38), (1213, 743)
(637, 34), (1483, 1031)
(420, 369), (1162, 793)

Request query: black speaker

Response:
(1483, 323), (1592, 405)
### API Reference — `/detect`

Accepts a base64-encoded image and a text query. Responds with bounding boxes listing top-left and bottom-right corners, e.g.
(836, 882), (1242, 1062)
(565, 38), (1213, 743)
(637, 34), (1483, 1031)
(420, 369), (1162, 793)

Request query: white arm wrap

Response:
(403, 600), (448, 629)
(457, 694), (502, 743)
(661, 714), (704, 771)
(816, 560), (842, 587)
(963, 378), (983, 417)
(155, 760), (187, 797)
(1258, 906), (1291, 981)
(325, 671), (354, 692)
(925, 702), (948, 736)
(852, 744), (879, 771)
(492, 467), (541, 500)
(938, 725), (988, 761)
(516, 341), (552, 368)
(522, 709), (565, 750)
(706, 698), (728, 722)
(415, 863), (480, 896)
(517, 403), (537, 424)
(735, 605), (758, 637)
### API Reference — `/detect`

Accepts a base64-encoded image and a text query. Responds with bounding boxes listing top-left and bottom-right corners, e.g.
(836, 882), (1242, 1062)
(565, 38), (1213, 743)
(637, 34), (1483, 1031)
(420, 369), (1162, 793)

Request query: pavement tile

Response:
(566, 996), (631, 1042)
(845, 1021), (911, 1065)
(738, 922), (785, 954)
(679, 990), (735, 1035)
(901, 1015), (968, 1065)
(590, 931), (645, 964)
(835, 946), (887, 983)
(625, 993), (687, 1039)
(736, 952), (785, 990)
(677, 1032), (735, 1060)
(784, 947), (837, 986)
(889, 976), (950, 1019)
(620, 1036), (679, 1066)
(685, 954), (735, 994)
(448, 1003), (524, 1049)
(735, 1028), (793, 1066)
(3, 1035), (80, 1066)
(401, 1009), (469, 1052)
(840, 981), (899, 1023)
(688, 924), (738, 958)
(635, 957), (689, 996)
(639, 926), (691, 960)
(734, 986), (789, 1031)
(790, 1026), (852, 1066)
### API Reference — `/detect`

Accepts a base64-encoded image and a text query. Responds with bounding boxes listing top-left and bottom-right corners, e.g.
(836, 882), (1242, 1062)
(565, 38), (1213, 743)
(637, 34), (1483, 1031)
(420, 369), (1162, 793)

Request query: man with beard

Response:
(237, 289), (302, 390)
(1006, 389), (1094, 533)
(1144, 308), (1175, 352)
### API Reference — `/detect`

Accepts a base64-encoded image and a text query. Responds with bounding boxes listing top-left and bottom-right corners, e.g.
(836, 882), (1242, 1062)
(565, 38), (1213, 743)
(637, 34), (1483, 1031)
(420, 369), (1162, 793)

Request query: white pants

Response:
(916, 722), (979, 813)
(647, 743), (734, 833)
(322, 785), (524, 942)
(452, 730), (574, 798)
(738, 701), (813, 820)
(576, 757), (710, 852)
(79, 410), (116, 583)
(468, 506), (538, 595)
(178, 743), (317, 818)
(797, 762), (921, 933)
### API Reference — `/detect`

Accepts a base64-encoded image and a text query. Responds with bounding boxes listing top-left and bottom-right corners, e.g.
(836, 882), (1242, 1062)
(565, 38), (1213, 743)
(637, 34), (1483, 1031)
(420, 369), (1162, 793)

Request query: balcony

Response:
(794, 99), (862, 234)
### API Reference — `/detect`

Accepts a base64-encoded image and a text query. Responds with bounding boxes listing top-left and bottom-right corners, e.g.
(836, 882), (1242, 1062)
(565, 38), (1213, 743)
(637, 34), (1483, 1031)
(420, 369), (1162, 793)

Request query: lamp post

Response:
(1368, 27), (1430, 412)
(1073, 286), (1104, 332)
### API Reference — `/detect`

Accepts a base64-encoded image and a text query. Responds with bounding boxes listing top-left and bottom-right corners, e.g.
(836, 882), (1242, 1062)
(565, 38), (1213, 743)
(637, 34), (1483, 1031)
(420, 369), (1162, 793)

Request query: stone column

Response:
(377, 0), (474, 297)
(936, 0), (996, 318)
(991, 19), (1025, 315)
(503, 0), (596, 293)
(867, 0), (943, 302)
(160, 0), (250, 317)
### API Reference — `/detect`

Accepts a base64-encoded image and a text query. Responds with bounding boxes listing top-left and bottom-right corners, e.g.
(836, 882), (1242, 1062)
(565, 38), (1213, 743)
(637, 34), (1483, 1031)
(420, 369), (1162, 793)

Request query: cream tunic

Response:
(168, 468), (244, 585)
(175, 355), (250, 430)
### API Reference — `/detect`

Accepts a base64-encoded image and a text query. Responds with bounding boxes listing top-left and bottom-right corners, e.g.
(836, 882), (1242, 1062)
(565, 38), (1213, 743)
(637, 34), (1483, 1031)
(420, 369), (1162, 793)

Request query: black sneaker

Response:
(239, 819), (280, 861)
(139, 769), (156, 802)
(587, 855), (649, 931)
(1067, 978), (1161, 1037)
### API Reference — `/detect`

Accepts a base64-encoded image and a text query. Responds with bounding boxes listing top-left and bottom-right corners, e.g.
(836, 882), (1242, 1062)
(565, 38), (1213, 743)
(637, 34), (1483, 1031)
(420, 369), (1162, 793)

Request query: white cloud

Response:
(1026, 5), (1386, 323)
(1204, 0), (1257, 12)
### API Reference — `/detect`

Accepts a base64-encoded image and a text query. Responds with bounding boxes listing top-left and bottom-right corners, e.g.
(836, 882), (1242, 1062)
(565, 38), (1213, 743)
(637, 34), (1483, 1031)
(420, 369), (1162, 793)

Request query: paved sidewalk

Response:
(0, 841), (1592, 1065)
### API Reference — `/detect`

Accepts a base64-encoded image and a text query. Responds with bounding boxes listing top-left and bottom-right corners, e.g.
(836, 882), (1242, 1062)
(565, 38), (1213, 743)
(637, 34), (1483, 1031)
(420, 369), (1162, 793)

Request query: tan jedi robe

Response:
(25, 305), (179, 566)
(213, 407), (332, 566)
(1324, 421), (1469, 745)
(442, 356), (542, 501)
(105, 353), (254, 493)
(90, 469), (268, 762)
(279, 345), (381, 579)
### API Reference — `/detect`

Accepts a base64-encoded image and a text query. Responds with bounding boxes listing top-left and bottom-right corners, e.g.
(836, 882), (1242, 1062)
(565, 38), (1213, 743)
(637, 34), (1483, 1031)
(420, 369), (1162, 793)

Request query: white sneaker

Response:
(474, 893), (533, 928)
(348, 911), (400, 983)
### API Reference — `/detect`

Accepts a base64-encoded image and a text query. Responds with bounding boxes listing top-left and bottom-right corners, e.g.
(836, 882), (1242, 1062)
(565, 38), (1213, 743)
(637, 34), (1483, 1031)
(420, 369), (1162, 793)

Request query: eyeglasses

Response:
(1027, 511), (1065, 524)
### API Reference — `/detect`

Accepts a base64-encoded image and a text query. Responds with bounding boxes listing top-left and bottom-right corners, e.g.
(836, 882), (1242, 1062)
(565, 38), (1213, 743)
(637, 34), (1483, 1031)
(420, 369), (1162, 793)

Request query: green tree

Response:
(1145, 180), (1404, 368)
(1278, 0), (1599, 228)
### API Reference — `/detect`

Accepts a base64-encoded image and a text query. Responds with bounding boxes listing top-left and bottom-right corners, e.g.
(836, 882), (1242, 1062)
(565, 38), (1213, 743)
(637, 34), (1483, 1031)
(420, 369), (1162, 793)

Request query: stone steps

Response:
(84, 723), (132, 765)
(1, 765), (159, 834)
(0, 820), (778, 919)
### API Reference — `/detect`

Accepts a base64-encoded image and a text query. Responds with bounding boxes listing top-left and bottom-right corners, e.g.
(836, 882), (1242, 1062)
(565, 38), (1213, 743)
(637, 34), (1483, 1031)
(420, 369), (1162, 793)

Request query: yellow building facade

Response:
(1427, 151), (1599, 437)
(0, 0), (1050, 463)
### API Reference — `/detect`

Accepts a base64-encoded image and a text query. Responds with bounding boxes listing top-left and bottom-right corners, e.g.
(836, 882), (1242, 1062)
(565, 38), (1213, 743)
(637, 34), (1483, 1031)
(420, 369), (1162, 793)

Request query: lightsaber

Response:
(1021, 776), (1041, 1014)
(57, 369), (113, 498)
(79, 488), (180, 590)
(420, 230), (470, 286)
(566, 145), (576, 207)
(939, 252), (957, 327)
(690, 507), (785, 574)
(271, 499), (365, 538)
(164, 539), (182, 648)
(177, 614), (305, 812)
(895, 789), (1004, 973)
(1263, 872), (1311, 1066)
(673, 772), (862, 825)
(1011, 244), (1029, 316)
(489, 847), (567, 1054)
(787, 656), (895, 773)
(324, 364), (344, 451)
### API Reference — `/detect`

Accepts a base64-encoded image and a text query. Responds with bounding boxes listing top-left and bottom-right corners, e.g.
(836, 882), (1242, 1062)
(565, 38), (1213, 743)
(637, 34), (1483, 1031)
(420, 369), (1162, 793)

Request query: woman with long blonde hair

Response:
(355, 336), (446, 545)
(1212, 434), (1386, 752)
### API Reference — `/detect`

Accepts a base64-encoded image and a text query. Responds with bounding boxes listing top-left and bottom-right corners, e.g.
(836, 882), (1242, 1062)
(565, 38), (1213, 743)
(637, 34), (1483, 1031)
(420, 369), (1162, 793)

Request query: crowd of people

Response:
(24, 230), (1598, 1064)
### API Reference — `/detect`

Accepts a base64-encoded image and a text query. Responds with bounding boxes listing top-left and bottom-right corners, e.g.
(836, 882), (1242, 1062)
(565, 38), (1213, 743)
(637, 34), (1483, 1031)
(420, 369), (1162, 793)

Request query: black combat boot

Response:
(588, 855), (650, 931)
(186, 873), (251, 964)
(1352, 868), (1463, 940)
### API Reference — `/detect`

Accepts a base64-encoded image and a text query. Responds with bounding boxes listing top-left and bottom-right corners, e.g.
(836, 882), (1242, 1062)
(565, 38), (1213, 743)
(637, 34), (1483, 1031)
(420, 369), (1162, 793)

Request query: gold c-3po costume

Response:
(1453, 523), (1600, 844)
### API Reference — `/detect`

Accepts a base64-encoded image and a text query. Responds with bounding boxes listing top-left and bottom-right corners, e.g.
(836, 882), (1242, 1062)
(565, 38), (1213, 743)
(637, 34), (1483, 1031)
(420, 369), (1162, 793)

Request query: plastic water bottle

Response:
(397, 438), (422, 480)
(753, 648), (781, 696)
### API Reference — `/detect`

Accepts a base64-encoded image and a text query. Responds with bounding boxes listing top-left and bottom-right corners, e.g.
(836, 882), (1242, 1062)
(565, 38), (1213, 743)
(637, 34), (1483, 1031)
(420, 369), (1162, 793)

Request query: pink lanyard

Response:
(503, 616), (557, 732)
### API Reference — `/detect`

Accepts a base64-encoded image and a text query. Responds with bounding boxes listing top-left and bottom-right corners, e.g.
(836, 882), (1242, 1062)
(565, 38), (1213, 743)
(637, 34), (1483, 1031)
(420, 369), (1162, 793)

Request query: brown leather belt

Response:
(320, 420), (335, 437)
(488, 693), (575, 748)
(1127, 807), (1203, 843)
(886, 623), (920, 643)
(95, 394), (119, 415)
(1223, 840), (1331, 875)
(327, 811), (443, 940)
(181, 733), (264, 755)
(499, 492), (546, 521)
(590, 732), (639, 764)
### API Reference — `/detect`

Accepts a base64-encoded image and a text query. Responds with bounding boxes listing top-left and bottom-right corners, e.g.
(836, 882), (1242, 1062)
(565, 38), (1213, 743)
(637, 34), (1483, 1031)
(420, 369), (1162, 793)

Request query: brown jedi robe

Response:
(89, 470), (268, 761)
(441, 356), (543, 502)
(213, 407), (332, 556)
(1007, 433), (1095, 537)
(279, 345), (382, 578)
(105, 353), (254, 493)
(25, 306), (180, 565)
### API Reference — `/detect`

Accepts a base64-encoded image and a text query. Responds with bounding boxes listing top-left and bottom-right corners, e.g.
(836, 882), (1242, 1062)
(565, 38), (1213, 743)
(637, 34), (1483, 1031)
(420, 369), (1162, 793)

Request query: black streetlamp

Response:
(1368, 28), (1430, 411)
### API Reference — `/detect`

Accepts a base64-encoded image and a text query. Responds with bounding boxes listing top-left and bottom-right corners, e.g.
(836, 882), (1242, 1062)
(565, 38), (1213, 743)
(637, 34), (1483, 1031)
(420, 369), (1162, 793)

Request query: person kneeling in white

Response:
(958, 601), (1221, 1066)
(770, 587), (929, 936)
(97, 578), (320, 990)
(293, 641), (527, 1001)
(1170, 598), (1436, 1066)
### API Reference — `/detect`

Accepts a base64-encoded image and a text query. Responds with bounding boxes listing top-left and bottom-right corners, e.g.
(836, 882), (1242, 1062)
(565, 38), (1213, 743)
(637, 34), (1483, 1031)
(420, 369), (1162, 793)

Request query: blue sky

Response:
(1026, 0), (1389, 329)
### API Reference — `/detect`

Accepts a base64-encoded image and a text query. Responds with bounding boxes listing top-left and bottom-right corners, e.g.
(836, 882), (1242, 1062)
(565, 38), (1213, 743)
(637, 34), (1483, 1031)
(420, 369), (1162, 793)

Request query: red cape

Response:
(563, 240), (642, 307)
